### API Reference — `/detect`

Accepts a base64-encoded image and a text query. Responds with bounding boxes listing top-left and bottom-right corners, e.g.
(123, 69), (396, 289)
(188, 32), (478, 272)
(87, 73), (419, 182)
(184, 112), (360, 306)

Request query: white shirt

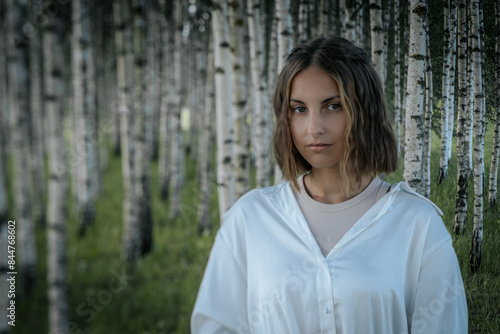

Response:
(191, 181), (468, 334)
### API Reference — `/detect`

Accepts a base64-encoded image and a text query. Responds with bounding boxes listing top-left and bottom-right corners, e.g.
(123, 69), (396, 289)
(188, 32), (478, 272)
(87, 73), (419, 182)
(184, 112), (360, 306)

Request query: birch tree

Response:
(248, 0), (270, 188)
(6, 0), (37, 294)
(488, 0), (500, 208)
(370, 0), (385, 85)
(469, 0), (485, 273)
(72, 0), (97, 235)
(28, 0), (46, 226)
(169, 0), (185, 219)
(453, 0), (469, 234)
(198, 32), (215, 234)
(229, 1), (250, 199)
(404, 0), (427, 193)
(114, 0), (141, 261)
(132, 0), (153, 254)
(213, 0), (235, 218)
(446, 0), (458, 164)
(43, 13), (69, 333)
(437, 0), (452, 184)
(393, 0), (402, 155)
(423, 29), (433, 198)
(158, 0), (172, 200)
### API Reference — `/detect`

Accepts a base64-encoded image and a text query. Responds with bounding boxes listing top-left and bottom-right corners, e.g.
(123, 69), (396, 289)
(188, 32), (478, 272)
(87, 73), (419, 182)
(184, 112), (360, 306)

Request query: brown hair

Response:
(273, 36), (398, 195)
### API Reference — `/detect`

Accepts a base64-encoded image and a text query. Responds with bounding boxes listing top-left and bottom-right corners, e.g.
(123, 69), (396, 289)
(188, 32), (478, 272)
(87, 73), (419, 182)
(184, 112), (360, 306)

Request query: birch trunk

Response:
(446, 0), (458, 164)
(115, 0), (140, 261)
(230, 1), (250, 199)
(423, 29), (433, 198)
(339, 0), (347, 38)
(370, 0), (384, 85)
(298, 0), (309, 44)
(345, 0), (356, 43)
(169, 0), (185, 219)
(437, 0), (451, 185)
(248, 0), (270, 188)
(404, 0), (427, 194)
(276, 0), (293, 71)
(146, 6), (161, 162)
(158, 1), (172, 200)
(488, 0), (500, 208)
(466, 15), (475, 176)
(28, 0), (46, 227)
(198, 31), (215, 234)
(469, 0), (484, 273)
(131, 0), (153, 255)
(453, 0), (469, 234)
(383, 1), (389, 85)
(393, 0), (401, 156)
(43, 14), (69, 333)
(6, 0), (36, 295)
(73, 0), (97, 235)
(213, 0), (235, 218)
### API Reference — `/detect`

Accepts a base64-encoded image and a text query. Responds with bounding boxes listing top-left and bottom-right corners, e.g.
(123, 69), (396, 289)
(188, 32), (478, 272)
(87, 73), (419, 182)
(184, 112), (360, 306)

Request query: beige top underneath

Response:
(293, 175), (390, 257)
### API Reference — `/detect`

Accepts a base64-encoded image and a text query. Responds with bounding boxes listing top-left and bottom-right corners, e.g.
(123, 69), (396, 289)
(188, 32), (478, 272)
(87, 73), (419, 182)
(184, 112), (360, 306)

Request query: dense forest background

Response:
(0, 0), (499, 333)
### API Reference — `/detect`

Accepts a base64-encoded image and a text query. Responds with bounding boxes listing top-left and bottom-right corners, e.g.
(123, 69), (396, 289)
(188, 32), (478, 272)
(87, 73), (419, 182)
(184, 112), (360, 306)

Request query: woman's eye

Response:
(293, 106), (306, 113)
(327, 104), (340, 111)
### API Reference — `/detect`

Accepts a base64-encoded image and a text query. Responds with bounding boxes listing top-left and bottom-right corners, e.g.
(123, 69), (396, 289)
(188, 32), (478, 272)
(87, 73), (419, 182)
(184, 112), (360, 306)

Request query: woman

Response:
(191, 36), (467, 333)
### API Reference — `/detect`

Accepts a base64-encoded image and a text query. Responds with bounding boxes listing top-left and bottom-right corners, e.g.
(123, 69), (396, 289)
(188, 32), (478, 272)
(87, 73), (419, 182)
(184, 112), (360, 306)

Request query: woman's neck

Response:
(304, 169), (372, 204)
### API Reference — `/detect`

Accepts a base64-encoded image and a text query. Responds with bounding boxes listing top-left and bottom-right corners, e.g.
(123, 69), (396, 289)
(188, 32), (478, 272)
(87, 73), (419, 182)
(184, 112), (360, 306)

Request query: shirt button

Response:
(388, 206), (393, 212)
(324, 307), (331, 314)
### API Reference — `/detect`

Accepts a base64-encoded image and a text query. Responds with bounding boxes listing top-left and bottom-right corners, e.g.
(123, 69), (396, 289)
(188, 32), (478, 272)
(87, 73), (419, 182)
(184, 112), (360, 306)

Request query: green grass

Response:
(9, 125), (500, 333)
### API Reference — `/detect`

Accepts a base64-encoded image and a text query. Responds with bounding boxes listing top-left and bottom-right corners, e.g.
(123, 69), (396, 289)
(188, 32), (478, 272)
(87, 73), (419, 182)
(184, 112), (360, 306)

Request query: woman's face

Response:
(289, 66), (347, 173)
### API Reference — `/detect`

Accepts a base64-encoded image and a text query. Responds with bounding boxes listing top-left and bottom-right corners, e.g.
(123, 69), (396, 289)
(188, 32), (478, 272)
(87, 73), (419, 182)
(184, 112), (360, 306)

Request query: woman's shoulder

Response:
(389, 181), (443, 217)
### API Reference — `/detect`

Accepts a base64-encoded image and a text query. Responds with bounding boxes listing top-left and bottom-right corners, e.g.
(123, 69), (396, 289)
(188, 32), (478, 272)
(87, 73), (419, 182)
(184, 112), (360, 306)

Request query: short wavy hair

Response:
(273, 36), (398, 195)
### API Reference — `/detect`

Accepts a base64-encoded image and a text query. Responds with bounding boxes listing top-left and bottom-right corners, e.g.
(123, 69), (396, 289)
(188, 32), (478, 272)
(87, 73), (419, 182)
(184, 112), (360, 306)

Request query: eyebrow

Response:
(290, 95), (341, 104)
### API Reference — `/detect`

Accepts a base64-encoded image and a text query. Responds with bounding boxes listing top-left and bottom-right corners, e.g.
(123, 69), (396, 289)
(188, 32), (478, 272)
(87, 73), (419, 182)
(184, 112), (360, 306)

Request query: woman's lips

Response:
(307, 144), (332, 152)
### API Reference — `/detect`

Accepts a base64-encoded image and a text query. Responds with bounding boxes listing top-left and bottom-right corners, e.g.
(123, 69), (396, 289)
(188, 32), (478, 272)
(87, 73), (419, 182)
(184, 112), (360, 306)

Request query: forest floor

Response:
(9, 127), (500, 333)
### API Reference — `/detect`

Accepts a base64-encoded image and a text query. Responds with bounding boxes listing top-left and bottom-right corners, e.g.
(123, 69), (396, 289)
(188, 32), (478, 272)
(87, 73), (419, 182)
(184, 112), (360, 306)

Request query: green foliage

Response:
(11, 126), (500, 333)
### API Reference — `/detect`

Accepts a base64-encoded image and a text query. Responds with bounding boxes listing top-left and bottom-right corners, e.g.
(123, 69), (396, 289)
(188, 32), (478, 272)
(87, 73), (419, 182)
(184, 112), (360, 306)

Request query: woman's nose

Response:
(307, 111), (325, 137)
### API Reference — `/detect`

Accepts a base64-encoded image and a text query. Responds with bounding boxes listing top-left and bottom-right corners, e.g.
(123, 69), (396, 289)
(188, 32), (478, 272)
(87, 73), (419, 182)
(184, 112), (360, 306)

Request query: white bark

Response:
(423, 28), (433, 198)
(339, 0), (347, 38)
(447, 0), (458, 163)
(438, 0), (451, 185)
(6, 0), (36, 294)
(466, 15), (475, 176)
(43, 13), (69, 334)
(132, 0), (153, 255)
(489, 0), (500, 207)
(116, 0), (140, 261)
(345, 1), (356, 42)
(230, 1), (250, 199)
(169, 0), (185, 219)
(393, 0), (401, 156)
(248, 0), (270, 188)
(198, 33), (215, 234)
(370, 0), (384, 84)
(28, 0), (46, 226)
(73, 0), (97, 235)
(298, 0), (309, 44)
(158, 2), (172, 200)
(469, 0), (484, 273)
(213, 0), (235, 218)
(403, 0), (427, 194)
(453, 0), (469, 234)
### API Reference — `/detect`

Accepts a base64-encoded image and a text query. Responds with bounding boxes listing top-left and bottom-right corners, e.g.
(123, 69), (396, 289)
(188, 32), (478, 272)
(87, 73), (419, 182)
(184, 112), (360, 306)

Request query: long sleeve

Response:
(410, 237), (468, 333)
(191, 232), (248, 334)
